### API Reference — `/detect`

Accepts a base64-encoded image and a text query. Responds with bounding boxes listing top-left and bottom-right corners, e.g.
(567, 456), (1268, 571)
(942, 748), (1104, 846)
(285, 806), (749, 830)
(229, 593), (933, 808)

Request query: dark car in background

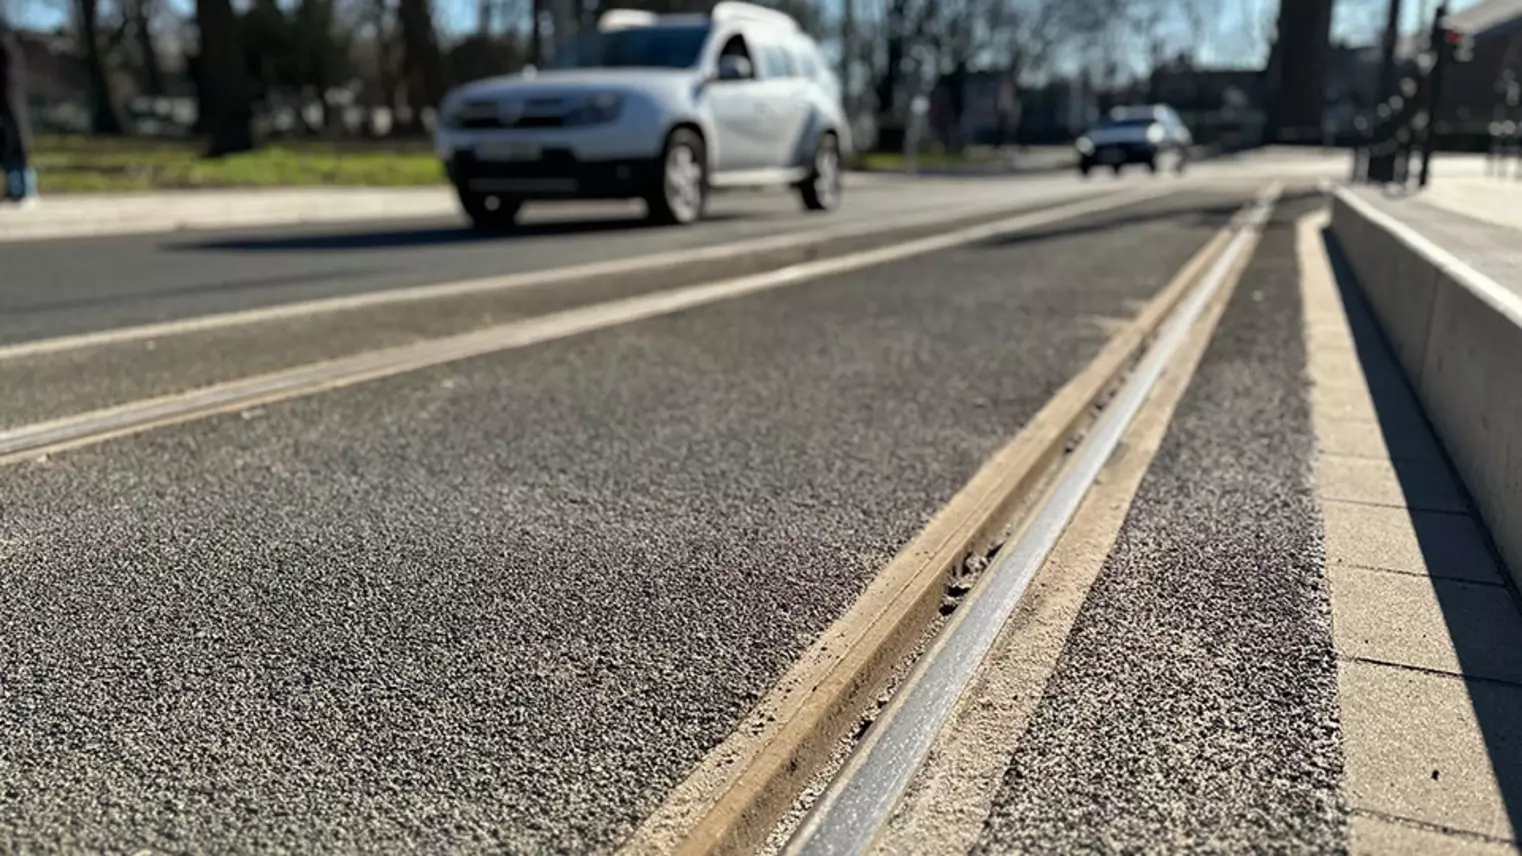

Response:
(1075, 105), (1192, 176)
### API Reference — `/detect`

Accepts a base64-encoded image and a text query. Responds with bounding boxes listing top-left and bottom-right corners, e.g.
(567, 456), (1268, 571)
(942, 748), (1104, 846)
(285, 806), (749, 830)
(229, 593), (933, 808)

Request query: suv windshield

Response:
(1098, 116), (1158, 128)
(548, 25), (711, 69)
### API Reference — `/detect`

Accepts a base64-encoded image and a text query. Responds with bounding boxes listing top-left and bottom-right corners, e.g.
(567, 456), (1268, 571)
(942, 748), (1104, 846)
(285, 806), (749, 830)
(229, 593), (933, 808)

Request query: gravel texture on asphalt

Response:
(973, 197), (1348, 853)
(0, 178), (1081, 345)
(0, 191), (1242, 854)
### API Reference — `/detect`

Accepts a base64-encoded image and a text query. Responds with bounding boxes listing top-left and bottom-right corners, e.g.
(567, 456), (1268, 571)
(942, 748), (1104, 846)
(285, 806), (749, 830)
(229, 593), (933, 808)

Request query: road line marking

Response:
(0, 184), (1179, 467)
(619, 191), (1250, 856)
(783, 185), (1279, 856)
(0, 188), (1102, 363)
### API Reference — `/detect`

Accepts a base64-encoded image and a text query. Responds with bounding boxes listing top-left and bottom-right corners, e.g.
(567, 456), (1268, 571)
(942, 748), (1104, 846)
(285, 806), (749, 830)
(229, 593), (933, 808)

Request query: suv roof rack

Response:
(597, 9), (658, 30)
(598, 2), (797, 32)
(710, 1), (798, 30)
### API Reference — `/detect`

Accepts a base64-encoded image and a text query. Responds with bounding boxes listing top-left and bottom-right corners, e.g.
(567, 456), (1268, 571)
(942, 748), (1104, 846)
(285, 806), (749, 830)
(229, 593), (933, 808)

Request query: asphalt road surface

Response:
(0, 186), (1116, 430)
(1, 185), (1252, 853)
(0, 177), (1090, 345)
(2, 148), (1412, 856)
(0, 150), (1333, 346)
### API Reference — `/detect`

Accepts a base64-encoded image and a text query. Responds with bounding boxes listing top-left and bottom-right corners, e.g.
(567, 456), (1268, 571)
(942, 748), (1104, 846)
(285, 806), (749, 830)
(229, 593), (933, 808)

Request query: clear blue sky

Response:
(6, 0), (1492, 63)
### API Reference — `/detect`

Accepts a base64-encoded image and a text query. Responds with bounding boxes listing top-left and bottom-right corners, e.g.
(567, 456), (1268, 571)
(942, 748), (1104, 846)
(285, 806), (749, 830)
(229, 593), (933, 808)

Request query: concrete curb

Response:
(0, 187), (460, 242)
(1328, 186), (1522, 582)
(0, 174), (905, 243)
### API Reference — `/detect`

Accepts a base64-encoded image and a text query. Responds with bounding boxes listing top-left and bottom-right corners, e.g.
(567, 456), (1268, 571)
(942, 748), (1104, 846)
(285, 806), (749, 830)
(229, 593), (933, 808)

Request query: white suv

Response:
(435, 1), (851, 228)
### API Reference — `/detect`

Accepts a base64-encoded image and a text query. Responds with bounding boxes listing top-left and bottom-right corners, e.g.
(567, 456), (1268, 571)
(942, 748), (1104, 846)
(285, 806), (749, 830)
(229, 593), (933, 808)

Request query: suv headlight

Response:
(440, 94), (498, 131)
(1075, 136), (1094, 155)
(438, 95), (463, 131)
(1146, 123), (1165, 144)
(565, 93), (624, 126)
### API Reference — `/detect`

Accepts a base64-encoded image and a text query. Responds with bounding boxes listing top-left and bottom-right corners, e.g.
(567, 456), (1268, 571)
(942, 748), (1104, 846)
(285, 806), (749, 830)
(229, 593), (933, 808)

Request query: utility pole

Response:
(1418, 3), (1448, 187)
(1367, 0), (1404, 182)
(531, 0), (543, 66)
(551, 0), (578, 60)
(840, 0), (854, 110)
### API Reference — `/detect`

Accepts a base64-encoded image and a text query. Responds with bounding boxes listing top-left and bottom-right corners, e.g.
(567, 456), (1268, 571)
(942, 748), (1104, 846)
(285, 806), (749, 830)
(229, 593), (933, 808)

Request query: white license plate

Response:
(475, 141), (543, 162)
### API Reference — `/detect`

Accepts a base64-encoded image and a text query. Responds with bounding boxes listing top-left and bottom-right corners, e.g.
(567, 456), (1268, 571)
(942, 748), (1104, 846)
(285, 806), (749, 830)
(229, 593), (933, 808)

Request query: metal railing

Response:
(1484, 65), (1522, 179)
(1352, 1), (1504, 189)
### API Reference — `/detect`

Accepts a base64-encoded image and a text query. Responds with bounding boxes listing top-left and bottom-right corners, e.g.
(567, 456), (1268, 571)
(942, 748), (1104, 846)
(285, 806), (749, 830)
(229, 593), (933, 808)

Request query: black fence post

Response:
(1367, 0), (1405, 183)
(1418, 4), (1449, 188)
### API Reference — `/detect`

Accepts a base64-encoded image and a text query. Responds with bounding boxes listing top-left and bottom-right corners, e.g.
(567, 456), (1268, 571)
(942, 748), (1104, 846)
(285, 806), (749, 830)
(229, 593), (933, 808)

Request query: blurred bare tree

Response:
(764, 0), (823, 37)
(197, 0), (254, 153)
(77, 0), (125, 132)
(529, 0), (541, 63)
(21, 0), (1270, 151)
(397, 0), (444, 123)
(126, 0), (164, 95)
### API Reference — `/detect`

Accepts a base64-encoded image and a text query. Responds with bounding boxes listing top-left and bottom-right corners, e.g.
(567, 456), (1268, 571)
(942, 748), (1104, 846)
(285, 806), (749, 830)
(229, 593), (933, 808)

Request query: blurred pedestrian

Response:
(0, 15), (38, 206)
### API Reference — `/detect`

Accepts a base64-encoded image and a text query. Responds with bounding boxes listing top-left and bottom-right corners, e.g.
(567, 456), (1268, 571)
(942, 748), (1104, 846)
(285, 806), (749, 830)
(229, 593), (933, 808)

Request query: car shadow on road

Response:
(175, 212), (746, 252)
(1323, 226), (1522, 839)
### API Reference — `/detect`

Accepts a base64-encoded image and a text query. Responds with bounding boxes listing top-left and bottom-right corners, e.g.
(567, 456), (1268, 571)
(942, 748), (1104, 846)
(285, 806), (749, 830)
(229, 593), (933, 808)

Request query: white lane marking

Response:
(783, 184), (1281, 856)
(0, 185), (1094, 363)
(0, 183), (1180, 463)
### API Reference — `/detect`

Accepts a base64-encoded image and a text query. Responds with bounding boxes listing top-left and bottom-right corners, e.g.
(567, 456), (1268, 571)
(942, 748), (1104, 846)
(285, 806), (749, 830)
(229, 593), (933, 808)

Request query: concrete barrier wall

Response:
(1330, 188), (1522, 581)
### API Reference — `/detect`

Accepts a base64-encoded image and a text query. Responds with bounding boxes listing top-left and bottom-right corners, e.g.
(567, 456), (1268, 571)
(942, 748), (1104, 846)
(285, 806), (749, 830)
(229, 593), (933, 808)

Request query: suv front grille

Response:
(460, 114), (568, 130)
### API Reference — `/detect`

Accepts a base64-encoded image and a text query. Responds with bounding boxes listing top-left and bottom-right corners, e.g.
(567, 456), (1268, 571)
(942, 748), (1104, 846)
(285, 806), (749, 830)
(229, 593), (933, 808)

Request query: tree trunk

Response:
(945, 60), (967, 151)
(131, 0), (165, 96)
(197, 0), (255, 155)
(398, 0), (445, 128)
(530, 0), (543, 65)
(875, 0), (911, 121)
(369, 0), (400, 122)
(377, 41), (399, 117)
(78, 0), (125, 134)
(188, 49), (208, 132)
(876, 36), (901, 120)
(294, 0), (339, 133)
(839, 0), (853, 102)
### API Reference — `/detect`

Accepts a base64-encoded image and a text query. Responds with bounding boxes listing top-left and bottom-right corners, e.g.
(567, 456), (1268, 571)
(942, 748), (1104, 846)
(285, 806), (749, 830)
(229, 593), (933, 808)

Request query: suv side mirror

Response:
(717, 55), (753, 81)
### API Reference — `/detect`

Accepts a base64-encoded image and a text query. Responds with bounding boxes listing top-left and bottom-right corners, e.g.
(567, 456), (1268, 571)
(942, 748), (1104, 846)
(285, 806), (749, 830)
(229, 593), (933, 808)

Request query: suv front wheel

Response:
(647, 129), (708, 226)
(799, 133), (842, 212)
(459, 190), (522, 231)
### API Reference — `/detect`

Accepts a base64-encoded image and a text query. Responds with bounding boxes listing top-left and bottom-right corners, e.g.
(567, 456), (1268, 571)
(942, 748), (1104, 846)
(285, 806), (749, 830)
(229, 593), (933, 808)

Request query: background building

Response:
(1265, 0), (1335, 143)
(1417, 0), (1522, 143)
